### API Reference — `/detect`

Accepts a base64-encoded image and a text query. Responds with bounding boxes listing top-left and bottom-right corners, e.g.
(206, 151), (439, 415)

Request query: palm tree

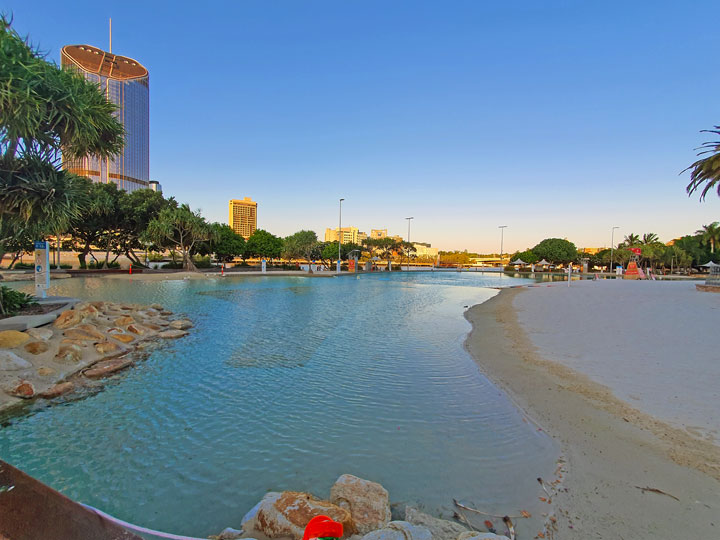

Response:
(620, 233), (640, 247)
(684, 126), (720, 200)
(641, 233), (660, 245)
(696, 222), (720, 254)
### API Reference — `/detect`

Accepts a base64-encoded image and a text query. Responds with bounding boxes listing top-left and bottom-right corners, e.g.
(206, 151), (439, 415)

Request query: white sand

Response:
(514, 280), (720, 444)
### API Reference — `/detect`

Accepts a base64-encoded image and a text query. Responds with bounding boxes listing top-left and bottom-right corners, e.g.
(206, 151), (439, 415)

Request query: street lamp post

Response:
(610, 226), (619, 275)
(405, 217), (414, 271)
(337, 198), (344, 274)
(498, 225), (507, 267)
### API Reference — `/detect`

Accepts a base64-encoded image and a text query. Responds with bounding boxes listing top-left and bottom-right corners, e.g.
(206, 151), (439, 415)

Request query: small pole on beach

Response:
(337, 198), (344, 274)
(498, 225), (507, 268)
(406, 217), (414, 271)
(610, 226), (619, 275)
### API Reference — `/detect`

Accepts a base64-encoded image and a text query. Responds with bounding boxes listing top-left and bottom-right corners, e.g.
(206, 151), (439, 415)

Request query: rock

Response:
(53, 309), (82, 329)
(158, 329), (188, 339)
(75, 303), (99, 317)
(144, 323), (163, 331)
(160, 310), (173, 316)
(330, 475), (391, 535)
(106, 327), (124, 334)
(405, 507), (468, 540)
(40, 382), (74, 398)
(0, 330), (31, 348)
(0, 351), (32, 370)
(241, 491), (355, 540)
(95, 341), (121, 355)
(55, 344), (82, 363)
(9, 380), (35, 398)
(212, 528), (246, 540)
(76, 324), (106, 340)
(127, 324), (147, 335)
(150, 303), (164, 310)
(63, 328), (102, 342)
(37, 366), (55, 376)
(24, 341), (50, 355)
(61, 338), (89, 348)
(83, 358), (133, 379)
(169, 319), (193, 330)
(26, 327), (53, 341)
(361, 522), (432, 540)
(457, 533), (510, 540)
(114, 316), (135, 326)
(110, 333), (135, 344)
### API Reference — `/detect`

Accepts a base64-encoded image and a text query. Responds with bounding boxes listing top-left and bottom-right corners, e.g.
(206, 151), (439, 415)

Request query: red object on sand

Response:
(302, 515), (343, 540)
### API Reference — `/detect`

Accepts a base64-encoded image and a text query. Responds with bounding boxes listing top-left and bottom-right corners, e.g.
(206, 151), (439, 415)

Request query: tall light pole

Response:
(498, 225), (508, 267)
(337, 198), (344, 274)
(406, 217), (414, 271)
(610, 226), (619, 275)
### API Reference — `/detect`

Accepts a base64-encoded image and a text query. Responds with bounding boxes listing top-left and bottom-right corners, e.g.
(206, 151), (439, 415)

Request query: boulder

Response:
(9, 380), (35, 398)
(360, 521), (432, 540)
(61, 338), (89, 348)
(95, 341), (121, 355)
(83, 358), (133, 379)
(26, 327), (53, 341)
(53, 309), (82, 329)
(0, 351), (32, 371)
(160, 310), (173, 316)
(63, 328), (102, 342)
(76, 324), (106, 340)
(457, 533), (509, 540)
(40, 382), (74, 398)
(37, 366), (55, 376)
(150, 303), (164, 310)
(158, 329), (188, 339)
(75, 303), (99, 317)
(114, 316), (135, 326)
(144, 323), (163, 331)
(241, 491), (355, 540)
(55, 344), (83, 363)
(127, 324), (148, 335)
(169, 319), (193, 330)
(211, 528), (246, 540)
(405, 507), (467, 540)
(330, 475), (391, 535)
(24, 341), (50, 355)
(110, 333), (135, 344)
(0, 330), (31, 348)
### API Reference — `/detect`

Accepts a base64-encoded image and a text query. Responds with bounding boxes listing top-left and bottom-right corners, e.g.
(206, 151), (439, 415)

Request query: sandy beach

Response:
(466, 280), (720, 539)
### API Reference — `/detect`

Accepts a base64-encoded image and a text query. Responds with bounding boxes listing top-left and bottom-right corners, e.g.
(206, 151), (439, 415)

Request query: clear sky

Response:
(7, 1), (720, 253)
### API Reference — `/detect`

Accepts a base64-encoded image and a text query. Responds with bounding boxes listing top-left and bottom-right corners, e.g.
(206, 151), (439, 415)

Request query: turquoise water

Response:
(1, 272), (557, 537)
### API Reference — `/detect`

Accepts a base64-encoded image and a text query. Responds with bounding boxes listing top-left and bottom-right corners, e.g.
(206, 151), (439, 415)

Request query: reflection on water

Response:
(1, 273), (557, 537)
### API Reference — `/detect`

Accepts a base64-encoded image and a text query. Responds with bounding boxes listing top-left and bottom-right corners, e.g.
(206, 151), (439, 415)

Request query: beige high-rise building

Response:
(229, 198), (258, 239)
(370, 229), (387, 239)
(325, 227), (365, 244)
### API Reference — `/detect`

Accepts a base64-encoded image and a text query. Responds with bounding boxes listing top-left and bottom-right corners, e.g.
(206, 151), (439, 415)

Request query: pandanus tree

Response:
(0, 15), (123, 250)
(684, 126), (720, 200)
(696, 222), (720, 254)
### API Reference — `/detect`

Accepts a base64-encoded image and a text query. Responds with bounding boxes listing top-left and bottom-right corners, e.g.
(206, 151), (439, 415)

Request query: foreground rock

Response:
(404, 507), (469, 540)
(457, 531), (510, 540)
(242, 491), (356, 540)
(360, 521), (432, 540)
(1, 301), (192, 412)
(330, 474), (391, 535)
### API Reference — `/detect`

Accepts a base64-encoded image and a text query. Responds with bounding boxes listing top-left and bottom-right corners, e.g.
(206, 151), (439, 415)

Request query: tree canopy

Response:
(684, 126), (720, 201)
(532, 238), (578, 264)
(210, 224), (246, 262)
(245, 229), (283, 260)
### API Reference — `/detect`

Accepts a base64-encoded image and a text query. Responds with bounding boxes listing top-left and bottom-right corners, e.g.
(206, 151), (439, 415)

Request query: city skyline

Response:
(9, 1), (720, 253)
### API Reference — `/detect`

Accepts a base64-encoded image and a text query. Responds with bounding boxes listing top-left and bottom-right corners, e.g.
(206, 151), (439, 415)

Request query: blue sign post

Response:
(34, 240), (50, 299)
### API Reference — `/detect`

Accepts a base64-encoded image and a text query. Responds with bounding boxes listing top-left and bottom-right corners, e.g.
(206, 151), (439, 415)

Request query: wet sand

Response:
(465, 284), (720, 539)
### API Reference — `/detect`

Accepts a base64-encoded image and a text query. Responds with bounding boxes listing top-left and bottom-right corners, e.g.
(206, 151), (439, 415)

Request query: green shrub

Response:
(59, 264), (72, 269)
(148, 253), (165, 262)
(0, 286), (38, 316)
(13, 262), (34, 270)
(87, 261), (121, 269)
(161, 262), (183, 269)
(193, 255), (213, 269)
(234, 261), (250, 267)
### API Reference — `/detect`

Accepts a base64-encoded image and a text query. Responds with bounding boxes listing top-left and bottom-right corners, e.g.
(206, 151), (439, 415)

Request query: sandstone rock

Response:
(0, 330), (31, 348)
(76, 324), (106, 340)
(405, 507), (468, 540)
(26, 327), (53, 341)
(114, 316), (135, 326)
(53, 309), (82, 329)
(150, 303), (164, 310)
(63, 328), (102, 342)
(40, 382), (74, 398)
(212, 528), (246, 540)
(457, 532), (509, 540)
(110, 333), (135, 344)
(158, 329), (188, 339)
(361, 522), (432, 540)
(55, 344), (82, 363)
(106, 327), (124, 334)
(9, 380), (35, 398)
(37, 366), (55, 376)
(84, 358), (133, 379)
(61, 338), (89, 348)
(241, 491), (355, 540)
(75, 303), (99, 317)
(95, 341), (121, 355)
(330, 475), (391, 535)
(90, 301), (106, 310)
(169, 319), (193, 330)
(127, 324), (147, 335)
(0, 351), (32, 370)
(144, 323), (163, 331)
(160, 310), (173, 316)
(24, 341), (50, 355)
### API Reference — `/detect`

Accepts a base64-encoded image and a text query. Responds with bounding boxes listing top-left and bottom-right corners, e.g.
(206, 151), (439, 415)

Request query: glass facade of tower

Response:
(61, 45), (149, 192)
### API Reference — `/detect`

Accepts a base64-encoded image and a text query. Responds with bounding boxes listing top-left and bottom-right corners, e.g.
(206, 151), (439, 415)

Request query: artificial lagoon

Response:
(1, 272), (557, 537)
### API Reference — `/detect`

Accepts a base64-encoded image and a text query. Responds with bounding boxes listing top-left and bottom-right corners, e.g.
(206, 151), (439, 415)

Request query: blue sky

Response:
(7, 1), (720, 252)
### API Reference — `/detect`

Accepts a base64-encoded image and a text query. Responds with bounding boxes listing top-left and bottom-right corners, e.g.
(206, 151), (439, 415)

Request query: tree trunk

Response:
(183, 250), (197, 271)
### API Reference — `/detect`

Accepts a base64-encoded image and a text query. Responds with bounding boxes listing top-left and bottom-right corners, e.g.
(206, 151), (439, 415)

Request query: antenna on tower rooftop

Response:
(109, 18), (112, 53)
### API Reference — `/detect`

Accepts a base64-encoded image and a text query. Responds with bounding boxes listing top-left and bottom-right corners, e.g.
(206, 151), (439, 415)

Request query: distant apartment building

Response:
(413, 242), (439, 259)
(325, 227), (366, 244)
(61, 44), (150, 192)
(370, 229), (387, 239)
(229, 198), (258, 239)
